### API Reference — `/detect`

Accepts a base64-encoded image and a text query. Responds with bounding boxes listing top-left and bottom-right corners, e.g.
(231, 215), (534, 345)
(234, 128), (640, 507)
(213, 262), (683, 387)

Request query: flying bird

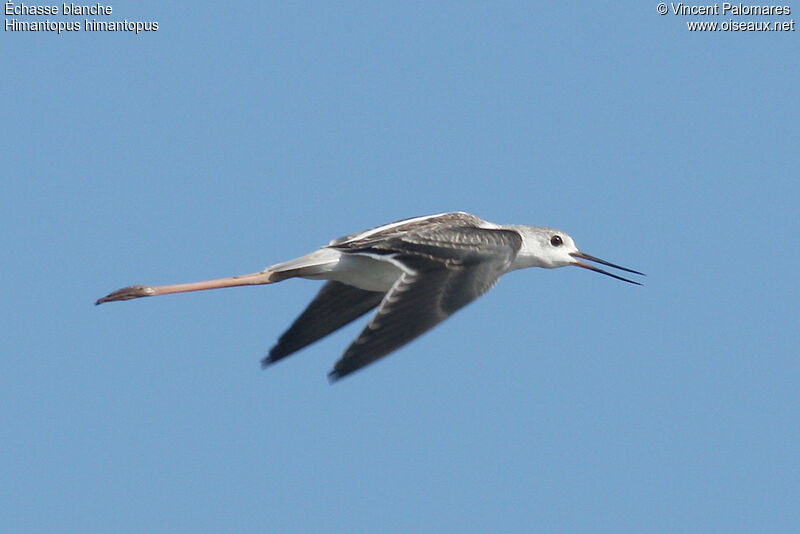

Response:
(96, 212), (644, 381)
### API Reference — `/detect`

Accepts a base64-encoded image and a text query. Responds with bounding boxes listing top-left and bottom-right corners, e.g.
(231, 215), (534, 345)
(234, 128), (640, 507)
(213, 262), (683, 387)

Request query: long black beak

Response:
(569, 252), (645, 285)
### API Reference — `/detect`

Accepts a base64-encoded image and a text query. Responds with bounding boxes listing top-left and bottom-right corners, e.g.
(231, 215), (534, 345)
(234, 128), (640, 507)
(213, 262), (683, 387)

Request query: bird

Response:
(96, 211), (644, 381)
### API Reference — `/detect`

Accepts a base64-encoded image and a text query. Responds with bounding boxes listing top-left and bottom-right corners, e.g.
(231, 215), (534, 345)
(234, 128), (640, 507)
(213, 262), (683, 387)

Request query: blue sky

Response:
(3, 2), (799, 533)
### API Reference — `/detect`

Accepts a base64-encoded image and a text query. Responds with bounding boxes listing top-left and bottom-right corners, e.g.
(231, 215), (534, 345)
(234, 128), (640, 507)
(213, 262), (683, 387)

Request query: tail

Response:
(263, 248), (341, 282)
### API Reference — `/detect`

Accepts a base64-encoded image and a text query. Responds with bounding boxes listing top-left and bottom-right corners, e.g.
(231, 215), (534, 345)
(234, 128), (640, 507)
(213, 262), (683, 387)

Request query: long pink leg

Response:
(96, 270), (275, 305)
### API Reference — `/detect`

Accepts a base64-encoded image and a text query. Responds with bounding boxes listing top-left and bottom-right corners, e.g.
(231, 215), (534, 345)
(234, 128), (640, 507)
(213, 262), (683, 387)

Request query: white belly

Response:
(304, 253), (402, 292)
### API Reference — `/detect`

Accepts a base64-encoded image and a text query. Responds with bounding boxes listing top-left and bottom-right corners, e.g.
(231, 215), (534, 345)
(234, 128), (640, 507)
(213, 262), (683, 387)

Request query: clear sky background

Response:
(3, 3), (799, 533)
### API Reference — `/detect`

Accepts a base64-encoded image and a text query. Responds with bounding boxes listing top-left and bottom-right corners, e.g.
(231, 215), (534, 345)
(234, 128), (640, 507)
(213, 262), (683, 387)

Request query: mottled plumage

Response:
(96, 212), (643, 382)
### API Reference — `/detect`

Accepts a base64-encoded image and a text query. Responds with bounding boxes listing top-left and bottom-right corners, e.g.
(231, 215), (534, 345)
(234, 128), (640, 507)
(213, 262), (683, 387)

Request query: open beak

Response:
(569, 252), (645, 285)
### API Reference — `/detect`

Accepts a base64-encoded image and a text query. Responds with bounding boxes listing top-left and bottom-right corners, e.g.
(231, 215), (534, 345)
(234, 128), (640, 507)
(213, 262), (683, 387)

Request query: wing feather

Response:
(264, 281), (384, 366)
(328, 250), (516, 381)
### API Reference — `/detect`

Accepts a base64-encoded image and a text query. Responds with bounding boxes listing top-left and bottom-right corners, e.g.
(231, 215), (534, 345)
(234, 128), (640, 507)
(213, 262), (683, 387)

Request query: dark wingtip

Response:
(262, 346), (291, 368)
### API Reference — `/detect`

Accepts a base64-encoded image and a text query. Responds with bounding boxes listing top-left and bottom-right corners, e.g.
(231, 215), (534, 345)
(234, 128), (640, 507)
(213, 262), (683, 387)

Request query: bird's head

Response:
(513, 226), (644, 284)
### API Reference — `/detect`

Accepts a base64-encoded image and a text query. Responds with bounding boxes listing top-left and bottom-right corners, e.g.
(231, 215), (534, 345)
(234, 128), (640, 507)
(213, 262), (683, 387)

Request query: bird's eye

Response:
(550, 235), (563, 247)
